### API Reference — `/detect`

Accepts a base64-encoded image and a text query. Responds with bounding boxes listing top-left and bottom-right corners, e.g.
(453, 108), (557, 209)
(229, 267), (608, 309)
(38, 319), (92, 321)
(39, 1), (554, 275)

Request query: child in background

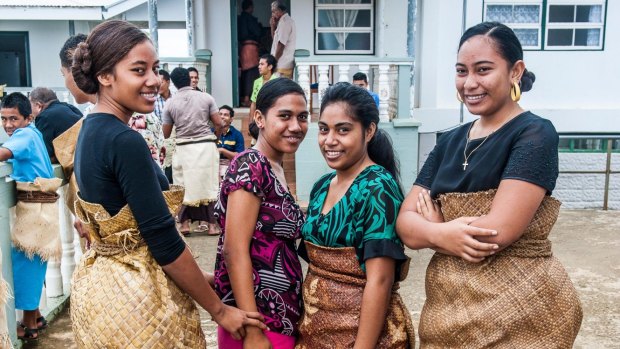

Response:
(0, 92), (56, 343)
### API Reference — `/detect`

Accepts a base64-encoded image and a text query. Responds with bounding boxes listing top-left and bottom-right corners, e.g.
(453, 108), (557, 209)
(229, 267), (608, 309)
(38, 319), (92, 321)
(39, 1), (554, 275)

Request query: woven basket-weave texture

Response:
(418, 190), (582, 348)
(296, 241), (415, 349)
(70, 185), (207, 348)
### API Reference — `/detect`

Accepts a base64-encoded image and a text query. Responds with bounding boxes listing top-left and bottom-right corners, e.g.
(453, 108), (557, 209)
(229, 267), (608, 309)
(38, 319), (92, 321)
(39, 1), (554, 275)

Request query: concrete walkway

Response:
(33, 209), (619, 348)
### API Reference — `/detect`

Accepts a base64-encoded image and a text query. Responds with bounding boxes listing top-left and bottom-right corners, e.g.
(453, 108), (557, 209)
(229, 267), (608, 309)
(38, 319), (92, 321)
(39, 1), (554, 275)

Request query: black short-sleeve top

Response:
(415, 112), (559, 197)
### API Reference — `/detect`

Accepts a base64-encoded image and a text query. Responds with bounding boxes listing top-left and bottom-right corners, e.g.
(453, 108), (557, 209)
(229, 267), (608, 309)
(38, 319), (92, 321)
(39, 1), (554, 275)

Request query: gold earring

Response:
(511, 81), (521, 102)
(456, 91), (464, 103)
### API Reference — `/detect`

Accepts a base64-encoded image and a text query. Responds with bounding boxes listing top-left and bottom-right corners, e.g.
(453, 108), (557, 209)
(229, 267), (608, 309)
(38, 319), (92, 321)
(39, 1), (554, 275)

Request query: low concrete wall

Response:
(555, 153), (620, 209)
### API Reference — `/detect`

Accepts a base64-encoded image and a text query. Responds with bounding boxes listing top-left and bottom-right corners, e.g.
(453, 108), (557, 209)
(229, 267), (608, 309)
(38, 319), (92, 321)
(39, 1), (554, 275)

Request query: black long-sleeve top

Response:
(34, 100), (82, 160)
(74, 113), (185, 265)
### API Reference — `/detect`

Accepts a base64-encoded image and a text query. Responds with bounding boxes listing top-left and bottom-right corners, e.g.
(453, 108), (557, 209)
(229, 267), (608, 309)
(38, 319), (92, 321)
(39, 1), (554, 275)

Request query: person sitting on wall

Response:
(216, 105), (245, 179)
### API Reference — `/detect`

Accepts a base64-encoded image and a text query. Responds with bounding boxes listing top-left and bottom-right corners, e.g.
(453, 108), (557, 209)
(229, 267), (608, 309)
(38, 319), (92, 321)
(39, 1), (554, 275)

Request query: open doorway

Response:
(233, 0), (290, 107)
(0, 32), (31, 87)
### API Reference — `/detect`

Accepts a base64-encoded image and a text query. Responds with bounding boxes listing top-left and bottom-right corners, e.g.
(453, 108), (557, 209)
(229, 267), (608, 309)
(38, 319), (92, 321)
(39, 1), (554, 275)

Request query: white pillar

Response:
(378, 64), (390, 122)
(338, 64), (350, 83)
(45, 257), (63, 298)
(358, 64), (370, 79)
(317, 65), (330, 109)
(297, 64), (311, 113)
(59, 186), (76, 294)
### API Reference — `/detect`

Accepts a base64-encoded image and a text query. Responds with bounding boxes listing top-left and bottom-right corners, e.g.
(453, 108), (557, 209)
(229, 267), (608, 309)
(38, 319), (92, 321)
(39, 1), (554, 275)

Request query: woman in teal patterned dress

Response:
(296, 83), (415, 349)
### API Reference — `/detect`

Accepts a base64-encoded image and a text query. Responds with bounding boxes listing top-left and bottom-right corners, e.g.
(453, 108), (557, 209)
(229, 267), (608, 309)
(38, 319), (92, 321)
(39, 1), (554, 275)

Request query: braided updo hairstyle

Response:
(71, 20), (150, 94)
(458, 22), (536, 92)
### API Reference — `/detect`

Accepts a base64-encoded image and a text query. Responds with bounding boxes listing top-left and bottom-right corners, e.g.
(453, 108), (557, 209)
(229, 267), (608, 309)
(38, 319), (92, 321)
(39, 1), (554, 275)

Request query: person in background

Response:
(29, 87), (82, 163)
(155, 69), (175, 183)
(216, 105), (244, 181)
(188, 66), (202, 92)
(1, 92), (56, 344)
(59, 34), (97, 109)
(250, 54), (278, 119)
(238, 0), (262, 107)
(296, 83), (414, 348)
(214, 78), (308, 349)
(270, 1), (296, 79)
(163, 67), (223, 236)
(70, 20), (265, 348)
(352, 72), (380, 109)
(396, 22), (582, 347)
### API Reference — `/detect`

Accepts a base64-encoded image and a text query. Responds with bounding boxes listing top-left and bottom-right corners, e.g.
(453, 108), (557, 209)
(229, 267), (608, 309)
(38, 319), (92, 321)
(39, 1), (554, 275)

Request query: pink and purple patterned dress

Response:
(214, 149), (304, 337)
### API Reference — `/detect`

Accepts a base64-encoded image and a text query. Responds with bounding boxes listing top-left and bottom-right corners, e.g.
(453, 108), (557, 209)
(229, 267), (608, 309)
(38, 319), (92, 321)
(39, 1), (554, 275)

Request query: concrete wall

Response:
(414, 0), (620, 134)
(0, 20), (73, 88)
(555, 153), (620, 209)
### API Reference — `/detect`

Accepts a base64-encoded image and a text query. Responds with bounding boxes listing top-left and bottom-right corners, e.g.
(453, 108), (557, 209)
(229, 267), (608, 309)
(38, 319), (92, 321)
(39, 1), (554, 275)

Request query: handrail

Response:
(557, 137), (618, 210)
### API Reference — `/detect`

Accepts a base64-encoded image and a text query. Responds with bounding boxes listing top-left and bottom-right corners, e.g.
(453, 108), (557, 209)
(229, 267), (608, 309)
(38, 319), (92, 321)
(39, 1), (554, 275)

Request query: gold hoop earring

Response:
(456, 91), (464, 103)
(511, 81), (521, 102)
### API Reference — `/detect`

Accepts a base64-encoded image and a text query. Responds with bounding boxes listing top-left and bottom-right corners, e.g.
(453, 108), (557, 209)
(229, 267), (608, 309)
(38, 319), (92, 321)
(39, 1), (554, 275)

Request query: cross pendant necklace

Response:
(462, 121), (492, 171)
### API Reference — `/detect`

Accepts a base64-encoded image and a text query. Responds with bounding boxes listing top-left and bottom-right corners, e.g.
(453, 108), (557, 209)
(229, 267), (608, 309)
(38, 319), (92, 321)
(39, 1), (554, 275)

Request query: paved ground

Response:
(33, 209), (619, 348)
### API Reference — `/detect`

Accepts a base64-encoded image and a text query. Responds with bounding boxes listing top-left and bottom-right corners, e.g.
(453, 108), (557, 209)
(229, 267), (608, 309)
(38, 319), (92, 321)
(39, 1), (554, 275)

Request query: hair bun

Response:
(71, 42), (99, 94)
(520, 69), (536, 92)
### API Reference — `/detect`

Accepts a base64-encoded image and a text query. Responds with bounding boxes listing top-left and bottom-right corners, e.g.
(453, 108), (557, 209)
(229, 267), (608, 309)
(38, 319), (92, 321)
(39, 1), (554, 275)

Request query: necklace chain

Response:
(462, 121), (492, 171)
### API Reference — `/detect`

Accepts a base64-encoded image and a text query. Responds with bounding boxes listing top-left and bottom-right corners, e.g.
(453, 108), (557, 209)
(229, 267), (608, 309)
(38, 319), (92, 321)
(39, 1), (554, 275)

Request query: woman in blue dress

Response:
(297, 83), (414, 348)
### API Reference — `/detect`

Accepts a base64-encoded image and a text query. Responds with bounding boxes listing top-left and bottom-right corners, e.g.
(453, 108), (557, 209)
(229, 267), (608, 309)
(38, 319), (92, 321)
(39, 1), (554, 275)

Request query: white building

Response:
(0, 0), (617, 208)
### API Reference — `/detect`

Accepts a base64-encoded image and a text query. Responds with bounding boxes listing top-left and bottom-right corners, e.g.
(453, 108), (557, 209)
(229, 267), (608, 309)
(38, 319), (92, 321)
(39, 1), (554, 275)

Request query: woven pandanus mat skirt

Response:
(296, 242), (415, 349)
(71, 187), (206, 348)
(418, 190), (582, 348)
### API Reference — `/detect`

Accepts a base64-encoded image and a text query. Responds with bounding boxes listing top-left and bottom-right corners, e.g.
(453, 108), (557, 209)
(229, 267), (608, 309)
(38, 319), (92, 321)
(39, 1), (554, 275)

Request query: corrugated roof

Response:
(0, 0), (121, 7)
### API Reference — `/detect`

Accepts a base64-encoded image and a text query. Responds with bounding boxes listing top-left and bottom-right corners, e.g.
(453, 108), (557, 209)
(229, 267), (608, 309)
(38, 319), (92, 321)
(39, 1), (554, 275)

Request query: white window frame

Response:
(314, 0), (374, 55)
(545, 0), (605, 50)
(484, 0), (544, 50)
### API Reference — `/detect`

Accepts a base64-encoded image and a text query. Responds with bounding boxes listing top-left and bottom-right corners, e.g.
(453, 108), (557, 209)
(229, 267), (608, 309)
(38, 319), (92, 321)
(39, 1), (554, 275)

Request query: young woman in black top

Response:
(70, 20), (264, 348)
(396, 22), (582, 347)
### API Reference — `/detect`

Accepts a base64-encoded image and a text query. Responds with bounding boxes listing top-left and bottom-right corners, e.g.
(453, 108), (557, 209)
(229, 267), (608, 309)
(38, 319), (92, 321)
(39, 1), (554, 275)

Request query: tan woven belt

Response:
(500, 238), (552, 258)
(90, 229), (145, 256)
(17, 190), (60, 203)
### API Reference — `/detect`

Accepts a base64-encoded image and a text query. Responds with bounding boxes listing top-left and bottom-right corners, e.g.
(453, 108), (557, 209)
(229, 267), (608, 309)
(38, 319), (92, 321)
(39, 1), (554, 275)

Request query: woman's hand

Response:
(211, 305), (266, 341)
(74, 219), (91, 249)
(434, 217), (499, 263)
(243, 327), (272, 349)
(416, 189), (444, 223)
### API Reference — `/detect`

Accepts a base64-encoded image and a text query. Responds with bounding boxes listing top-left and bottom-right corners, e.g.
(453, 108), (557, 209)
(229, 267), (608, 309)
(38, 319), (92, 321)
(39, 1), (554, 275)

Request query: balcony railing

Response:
(294, 50), (415, 121)
(1, 164), (81, 348)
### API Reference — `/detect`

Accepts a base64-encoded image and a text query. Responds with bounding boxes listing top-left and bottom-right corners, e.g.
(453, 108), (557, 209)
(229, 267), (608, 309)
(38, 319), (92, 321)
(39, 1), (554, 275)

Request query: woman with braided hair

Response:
(69, 20), (265, 348)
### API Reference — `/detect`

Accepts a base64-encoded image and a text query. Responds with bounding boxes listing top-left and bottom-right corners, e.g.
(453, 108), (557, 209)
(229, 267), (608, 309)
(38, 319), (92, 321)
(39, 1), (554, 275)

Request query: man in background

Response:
(155, 69), (174, 183)
(270, 1), (296, 79)
(238, 0), (262, 107)
(216, 105), (244, 178)
(29, 87), (82, 163)
(188, 67), (201, 91)
(352, 72), (380, 108)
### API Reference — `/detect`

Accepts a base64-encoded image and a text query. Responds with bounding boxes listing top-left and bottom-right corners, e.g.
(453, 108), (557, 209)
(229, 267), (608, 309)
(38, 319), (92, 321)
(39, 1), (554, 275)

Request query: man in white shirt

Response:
(270, 1), (296, 79)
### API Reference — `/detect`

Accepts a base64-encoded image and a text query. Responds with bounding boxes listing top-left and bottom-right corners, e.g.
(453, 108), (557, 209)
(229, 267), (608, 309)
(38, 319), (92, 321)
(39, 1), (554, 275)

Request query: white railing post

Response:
(317, 65), (330, 109)
(297, 63), (311, 113)
(45, 257), (63, 298)
(59, 186), (76, 294)
(378, 64), (390, 122)
(338, 64), (350, 83)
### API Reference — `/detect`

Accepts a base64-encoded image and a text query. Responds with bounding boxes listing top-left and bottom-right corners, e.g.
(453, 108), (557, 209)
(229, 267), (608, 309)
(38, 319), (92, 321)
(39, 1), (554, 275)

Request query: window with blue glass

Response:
(484, 0), (607, 50)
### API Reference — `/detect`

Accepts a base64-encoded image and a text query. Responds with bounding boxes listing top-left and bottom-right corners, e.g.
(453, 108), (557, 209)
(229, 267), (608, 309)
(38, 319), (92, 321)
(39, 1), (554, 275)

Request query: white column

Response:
(297, 63), (311, 112)
(338, 64), (350, 83)
(317, 65), (330, 109)
(45, 257), (63, 298)
(378, 64), (390, 122)
(59, 186), (76, 294)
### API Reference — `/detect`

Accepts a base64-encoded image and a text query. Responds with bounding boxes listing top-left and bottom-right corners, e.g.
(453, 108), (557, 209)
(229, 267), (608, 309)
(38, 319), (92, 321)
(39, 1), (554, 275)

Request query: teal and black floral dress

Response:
(301, 164), (408, 271)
